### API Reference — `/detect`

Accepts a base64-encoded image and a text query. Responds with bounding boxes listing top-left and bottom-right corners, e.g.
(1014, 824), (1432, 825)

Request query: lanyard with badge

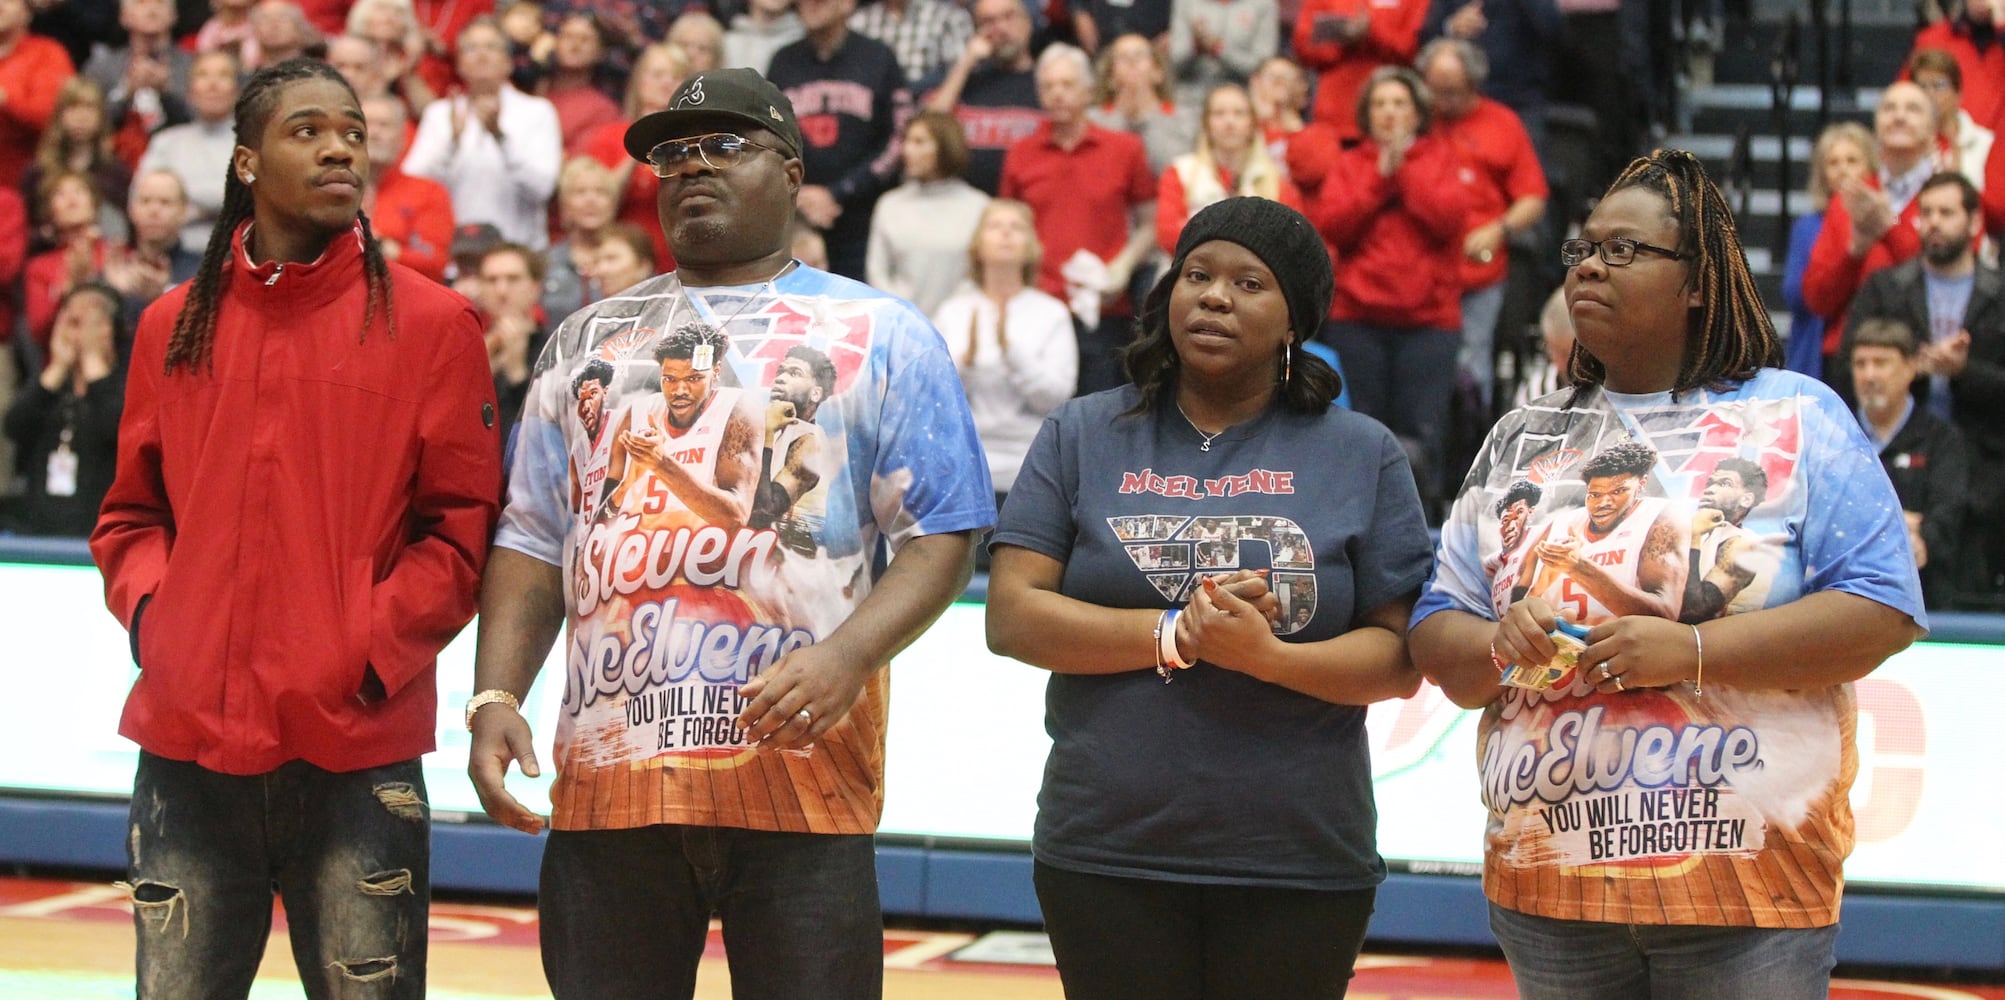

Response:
(45, 396), (81, 498)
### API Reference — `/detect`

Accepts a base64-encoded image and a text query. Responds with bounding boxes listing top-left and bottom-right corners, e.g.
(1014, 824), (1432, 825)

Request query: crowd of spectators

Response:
(0, 0), (1999, 609)
(1776, 0), (2005, 609)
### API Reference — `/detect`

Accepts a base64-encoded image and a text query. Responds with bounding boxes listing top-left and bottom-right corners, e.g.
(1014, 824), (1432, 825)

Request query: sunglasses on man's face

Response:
(646, 133), (786, 177)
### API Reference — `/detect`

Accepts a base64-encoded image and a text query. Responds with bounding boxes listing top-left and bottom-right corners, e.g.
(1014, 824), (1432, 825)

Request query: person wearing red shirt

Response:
(22, 171), (113, 352)
(576, 40), (684, 266)
(0, 0), (78, 189)
(363, 93), (456, 281)
(1155, 83), (1303, 253)
(536, 11), (623, 155)
(404, 0), (497, 104)
(1250, 54), (1307, 167)
(1304, 65), (1466, 507)
(91, 59), (499, 998)
(1291, 0), (1425, 139)
(1421, 38), (1547, 412)
(0, 186), (26, 339)
(1806, 81), (1935, 370)
(1001, 43), (1156, 395)
(1909, 0), (2005, 132)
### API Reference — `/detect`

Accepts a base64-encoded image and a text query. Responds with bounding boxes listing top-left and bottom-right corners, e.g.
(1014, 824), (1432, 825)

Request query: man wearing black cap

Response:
(466, 67), (996, 999)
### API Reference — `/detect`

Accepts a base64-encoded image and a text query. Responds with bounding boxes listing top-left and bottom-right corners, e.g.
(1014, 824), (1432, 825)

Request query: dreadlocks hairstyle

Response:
(164, 58), (396, 375)
(1567, 149), (1780, 398)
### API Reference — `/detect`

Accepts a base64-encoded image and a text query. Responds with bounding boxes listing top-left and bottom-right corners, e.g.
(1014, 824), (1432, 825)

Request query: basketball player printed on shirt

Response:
(1486, 478), (1544, 617)
(568, 357), (619, 519)
(601, 322), (765, 533)
(1511, 441), (1689, 625)
(752, 344), (837, 555)
(1679, 456), (1780, 622)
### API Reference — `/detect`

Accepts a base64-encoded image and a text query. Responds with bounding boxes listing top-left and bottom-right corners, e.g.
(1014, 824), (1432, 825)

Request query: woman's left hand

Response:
(1178, 576), (1279, 673)
(1578, 616), (1700, 695)
(1207, 569), (1280, 624)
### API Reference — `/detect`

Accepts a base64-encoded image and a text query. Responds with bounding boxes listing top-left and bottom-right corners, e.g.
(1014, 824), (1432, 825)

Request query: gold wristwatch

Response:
(464, 689), (522, 731)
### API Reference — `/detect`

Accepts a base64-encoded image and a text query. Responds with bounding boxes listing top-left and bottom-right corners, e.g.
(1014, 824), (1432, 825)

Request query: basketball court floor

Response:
(3, 875), (2001, 999)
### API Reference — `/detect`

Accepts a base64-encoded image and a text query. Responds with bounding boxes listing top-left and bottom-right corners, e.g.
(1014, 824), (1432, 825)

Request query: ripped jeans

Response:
(126, 751), (430, 999)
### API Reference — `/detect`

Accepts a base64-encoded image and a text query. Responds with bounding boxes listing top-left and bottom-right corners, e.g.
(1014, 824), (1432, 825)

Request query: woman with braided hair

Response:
(91, 57), (502, 998)
(1411, 149), (1926, 998)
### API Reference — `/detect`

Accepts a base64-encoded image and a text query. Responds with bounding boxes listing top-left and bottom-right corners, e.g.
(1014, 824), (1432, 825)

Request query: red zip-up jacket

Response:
(1308, 133), (1468, 331)
(1291, 0), (1426, 138)
(1803, 174), (1921, 355)
(370, 166), (456, 283)
(91, 221), (502, 776)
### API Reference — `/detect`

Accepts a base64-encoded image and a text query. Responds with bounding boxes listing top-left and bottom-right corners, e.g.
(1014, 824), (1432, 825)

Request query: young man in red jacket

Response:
(90, 58), (501, 999)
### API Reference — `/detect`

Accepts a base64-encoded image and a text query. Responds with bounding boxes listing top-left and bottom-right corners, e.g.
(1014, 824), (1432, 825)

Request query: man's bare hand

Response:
(467, 704), (546, 835)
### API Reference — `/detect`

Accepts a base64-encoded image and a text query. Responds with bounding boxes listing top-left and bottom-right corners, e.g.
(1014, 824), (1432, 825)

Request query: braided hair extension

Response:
(1567, 149), (1781, 397)
(164, 58), (396, 375)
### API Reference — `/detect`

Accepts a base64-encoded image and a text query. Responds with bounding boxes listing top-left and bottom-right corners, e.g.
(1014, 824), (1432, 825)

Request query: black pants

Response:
(1033, 860), (1376, 1000)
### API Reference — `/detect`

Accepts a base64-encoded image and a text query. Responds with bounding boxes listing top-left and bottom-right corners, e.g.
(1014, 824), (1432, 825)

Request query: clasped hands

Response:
(1169, 569), (1284, 673)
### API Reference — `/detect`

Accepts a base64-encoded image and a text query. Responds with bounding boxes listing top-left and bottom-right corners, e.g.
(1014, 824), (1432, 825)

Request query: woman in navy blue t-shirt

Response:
(987, 197), (1434, 999)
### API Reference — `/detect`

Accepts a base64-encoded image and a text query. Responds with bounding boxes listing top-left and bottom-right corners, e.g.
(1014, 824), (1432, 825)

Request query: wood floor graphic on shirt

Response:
(1110, 514), (1317, 633)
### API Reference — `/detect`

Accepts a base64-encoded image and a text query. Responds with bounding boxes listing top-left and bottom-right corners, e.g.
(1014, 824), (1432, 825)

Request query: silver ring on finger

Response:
(1597, 660), (1613, 682)
(1613, 675), (1627, 692)
(796, 708), (813, 724)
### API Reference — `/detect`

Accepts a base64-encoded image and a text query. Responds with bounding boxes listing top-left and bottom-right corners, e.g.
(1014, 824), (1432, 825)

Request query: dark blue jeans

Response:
(539, 824), (883, 1000)
(127, 752), (431, 999)
(1489, 903), (1840, 999)
(1322, 320), (1462, 503)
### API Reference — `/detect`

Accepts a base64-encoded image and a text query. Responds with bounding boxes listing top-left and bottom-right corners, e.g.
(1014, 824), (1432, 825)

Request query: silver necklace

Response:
(681, 258), (798, 336)
(1175, 402), (1222, 452)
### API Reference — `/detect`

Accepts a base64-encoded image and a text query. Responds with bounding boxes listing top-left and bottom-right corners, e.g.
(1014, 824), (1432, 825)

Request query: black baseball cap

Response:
(448, 222), (504, 266)
(624, 68), (804, 165)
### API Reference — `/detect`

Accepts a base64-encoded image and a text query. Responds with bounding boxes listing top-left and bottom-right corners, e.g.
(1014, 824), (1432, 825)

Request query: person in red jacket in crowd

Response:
(1420, 37), (1546, 414)
(1249, 54), (1307, 162)
(1805, 81), (1935, 373)
(0, 186), (26, 338)
(531, 11), (624, 155)
(1910, 0), (2005, 132)
(344, 0), (495, 108)
(1303, 65), (1466, 507)
(1155, 82), (1303, 253)
(1291, 0), (1425, 139)
(577, 40), (685, 267)
(22, 171), (114, 352)
(90, 58), (500, 999)
(362, 93), (455, 281)
(342, 0), (444, 114)
(0, 0), (79, 189)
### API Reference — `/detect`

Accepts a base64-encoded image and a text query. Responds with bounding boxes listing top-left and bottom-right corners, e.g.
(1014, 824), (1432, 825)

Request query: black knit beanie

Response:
(1169, 196), (1334, 343)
